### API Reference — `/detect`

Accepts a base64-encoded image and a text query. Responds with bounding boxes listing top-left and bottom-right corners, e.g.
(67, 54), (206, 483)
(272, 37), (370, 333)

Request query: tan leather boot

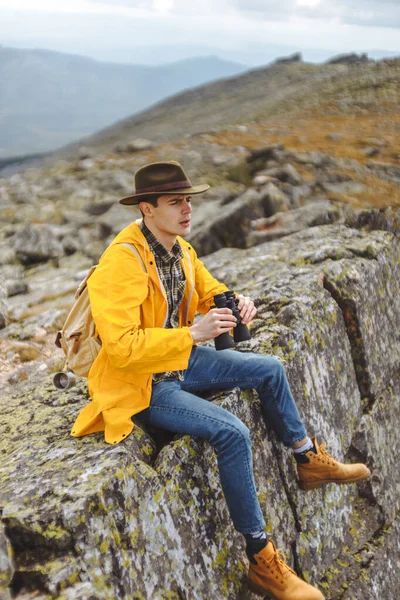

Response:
(297, 437), (371, 490)
(248, 540), (325, 600)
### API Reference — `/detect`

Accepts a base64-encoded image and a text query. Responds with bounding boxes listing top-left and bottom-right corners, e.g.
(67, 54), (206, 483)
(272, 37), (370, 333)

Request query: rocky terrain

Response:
(1, 54), (400, 599)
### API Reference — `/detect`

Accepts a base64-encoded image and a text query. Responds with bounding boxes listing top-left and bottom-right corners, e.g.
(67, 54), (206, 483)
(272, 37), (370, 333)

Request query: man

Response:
(71, 161), (371, 600)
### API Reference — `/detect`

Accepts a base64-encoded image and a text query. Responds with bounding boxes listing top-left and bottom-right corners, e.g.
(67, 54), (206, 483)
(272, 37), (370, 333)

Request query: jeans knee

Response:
(266, 356), (285, 380)
(214, 418), (251, 452)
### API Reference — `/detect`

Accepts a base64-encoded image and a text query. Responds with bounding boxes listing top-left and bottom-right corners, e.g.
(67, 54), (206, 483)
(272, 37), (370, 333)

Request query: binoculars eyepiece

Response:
(213, 290), (251, 351)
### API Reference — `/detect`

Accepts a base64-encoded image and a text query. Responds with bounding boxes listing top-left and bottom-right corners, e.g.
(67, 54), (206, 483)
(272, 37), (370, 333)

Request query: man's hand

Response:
(237, 294), (257, 325)
(190, 308), (237, 343)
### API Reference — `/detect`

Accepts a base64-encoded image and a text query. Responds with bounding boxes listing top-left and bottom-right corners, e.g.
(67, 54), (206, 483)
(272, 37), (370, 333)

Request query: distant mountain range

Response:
(0, 46), (247, 157)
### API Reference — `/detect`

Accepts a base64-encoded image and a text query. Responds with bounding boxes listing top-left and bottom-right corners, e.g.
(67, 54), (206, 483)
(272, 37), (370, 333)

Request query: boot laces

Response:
(319, 443), (336, 465)
(267, 547), (296, 579)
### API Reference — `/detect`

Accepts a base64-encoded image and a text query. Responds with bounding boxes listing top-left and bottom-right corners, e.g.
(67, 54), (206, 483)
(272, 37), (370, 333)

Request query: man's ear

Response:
(139, 201), (153, 217)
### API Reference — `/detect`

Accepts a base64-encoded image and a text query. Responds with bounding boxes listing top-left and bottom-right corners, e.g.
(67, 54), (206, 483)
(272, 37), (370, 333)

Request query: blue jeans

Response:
(136, 346), (307, 534)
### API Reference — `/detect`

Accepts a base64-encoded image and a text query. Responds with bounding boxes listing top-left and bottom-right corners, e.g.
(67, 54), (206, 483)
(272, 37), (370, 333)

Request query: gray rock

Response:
(327, 133), (342, 141)
(345, 206), (400, 237)
(96, 204), (135, 236)
(326, 53), (369, 65)
(280, 184), (314, 208)
(366, 160), (400, 184)
(78, 146), (95, 159)
(247, 144), (285, 163)
(362, 146), (380, 157)
(61, 236), (81, 256)
(1, 219), (400, 599)
(83, 199), (115, 216)
(13, 225), (64, 266)
(262, 164), (303, 186)
(365, 138), (386, 147)
(189, 185), (289, 255)
(212, 154), (236, 166)
(0, 274), (7, 329)
(274, 52), (302, 64)
(291, 151), (335, 167)
(321, 181), (367, 195)
(0, 242), (17, 266)
(115, 138), (155, 153)
(247, 199), (342, 245)
(76, 158), (95, 171)
(0, 523), (14, 599)
(0, 265), (28, 297)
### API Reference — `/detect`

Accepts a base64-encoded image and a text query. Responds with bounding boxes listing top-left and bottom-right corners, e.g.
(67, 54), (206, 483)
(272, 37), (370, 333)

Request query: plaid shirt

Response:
(141, 221), (186, 383)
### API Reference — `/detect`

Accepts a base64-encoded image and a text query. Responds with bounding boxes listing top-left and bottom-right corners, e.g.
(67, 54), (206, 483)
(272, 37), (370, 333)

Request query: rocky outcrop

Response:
(1, 218), (399, 599)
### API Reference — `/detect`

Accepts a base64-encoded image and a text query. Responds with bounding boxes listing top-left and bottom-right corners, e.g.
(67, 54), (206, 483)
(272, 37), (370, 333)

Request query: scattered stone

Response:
(363, 147), (380, 157)
(76, 158), (95, 171)
(78, 146), (95, 159)
(321, 181), (367, 195)
(365, 138), (386, 147)
(13, 225), (64, 266)
(280, 184), (314, 209)
(212, 154), (235, 166)
(234, 125), (248, 133)
(97, 204), (135, 236)
(262, 164), (303, 186)
(327, 133), (342, 141)
(115, 138), (154, 153)
(290, 151), (335, 167)
(61, 235), (81, 256)
(366, 160), (400, 184)
(247, 144), (285, 163)
(83, 199), (115, 216)
(0, 275), (7, 329)
(252, 174), (276, 186)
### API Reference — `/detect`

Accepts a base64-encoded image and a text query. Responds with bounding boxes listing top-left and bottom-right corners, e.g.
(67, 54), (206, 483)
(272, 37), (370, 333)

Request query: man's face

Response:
(141, 194), (193, 239)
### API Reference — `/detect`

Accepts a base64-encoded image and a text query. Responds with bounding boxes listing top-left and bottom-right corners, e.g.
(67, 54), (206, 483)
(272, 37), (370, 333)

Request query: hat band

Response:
(136, 179), (192, 194)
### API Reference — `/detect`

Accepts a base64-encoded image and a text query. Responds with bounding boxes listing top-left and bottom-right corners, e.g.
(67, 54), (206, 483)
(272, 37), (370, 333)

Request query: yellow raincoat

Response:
(71, 220), (227, 444)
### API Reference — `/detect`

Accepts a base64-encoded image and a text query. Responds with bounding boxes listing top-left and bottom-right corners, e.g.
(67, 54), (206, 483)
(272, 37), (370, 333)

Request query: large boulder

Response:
(189, 184), (290, 255)
(1, 220), (400, 599)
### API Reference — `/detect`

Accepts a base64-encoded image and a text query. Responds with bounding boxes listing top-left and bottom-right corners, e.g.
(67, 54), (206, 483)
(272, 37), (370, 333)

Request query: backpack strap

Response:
(120, 242), (147, 272)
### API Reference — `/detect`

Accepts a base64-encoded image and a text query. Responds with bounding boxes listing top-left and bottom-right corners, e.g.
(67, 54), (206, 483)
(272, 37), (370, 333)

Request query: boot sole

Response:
(248, 581), (276, 598)
(299, 472), (371, 490)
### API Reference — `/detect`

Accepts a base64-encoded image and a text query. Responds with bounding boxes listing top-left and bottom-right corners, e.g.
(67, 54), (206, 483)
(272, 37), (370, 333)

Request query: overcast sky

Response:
(0, 0), (399, 65)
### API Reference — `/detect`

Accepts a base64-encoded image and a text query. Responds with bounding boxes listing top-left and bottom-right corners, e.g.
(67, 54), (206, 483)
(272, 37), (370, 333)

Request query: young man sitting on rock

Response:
(71, 161), (371, 600)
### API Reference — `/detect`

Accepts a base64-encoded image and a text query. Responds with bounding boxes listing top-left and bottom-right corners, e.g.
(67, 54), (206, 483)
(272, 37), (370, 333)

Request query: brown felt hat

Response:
(119, 161), (210, 205)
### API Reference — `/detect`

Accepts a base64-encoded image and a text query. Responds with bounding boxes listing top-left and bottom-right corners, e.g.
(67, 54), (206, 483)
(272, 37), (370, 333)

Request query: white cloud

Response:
(0, 0), (398, 66)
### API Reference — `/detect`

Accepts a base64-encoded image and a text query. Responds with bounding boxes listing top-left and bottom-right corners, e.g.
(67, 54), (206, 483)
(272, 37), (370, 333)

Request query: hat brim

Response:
(119, 184), (210, 205)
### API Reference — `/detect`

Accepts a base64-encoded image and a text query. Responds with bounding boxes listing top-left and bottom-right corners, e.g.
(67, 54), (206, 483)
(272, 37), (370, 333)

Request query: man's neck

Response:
(142, 218), (177, 251)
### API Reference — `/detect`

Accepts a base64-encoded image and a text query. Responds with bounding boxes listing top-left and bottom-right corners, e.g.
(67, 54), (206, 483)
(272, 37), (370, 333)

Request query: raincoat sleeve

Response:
(193, 249), (229, 314)
(88, 244), (193, 375)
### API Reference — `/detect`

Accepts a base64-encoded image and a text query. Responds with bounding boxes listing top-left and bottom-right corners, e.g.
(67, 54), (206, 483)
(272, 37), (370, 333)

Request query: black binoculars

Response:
(213, 290), (252, 351)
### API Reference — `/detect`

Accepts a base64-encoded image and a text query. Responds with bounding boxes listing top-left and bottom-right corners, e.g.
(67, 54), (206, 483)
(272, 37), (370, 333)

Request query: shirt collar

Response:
(140, 220), (183, 263)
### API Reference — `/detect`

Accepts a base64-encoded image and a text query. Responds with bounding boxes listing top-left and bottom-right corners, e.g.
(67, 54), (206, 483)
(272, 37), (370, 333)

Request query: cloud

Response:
(1, 0), (399, 28)
(229, 0), (400, 28)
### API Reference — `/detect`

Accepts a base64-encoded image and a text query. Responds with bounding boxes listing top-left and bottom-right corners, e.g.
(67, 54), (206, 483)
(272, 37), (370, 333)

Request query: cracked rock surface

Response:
(1, 220), (400, 599)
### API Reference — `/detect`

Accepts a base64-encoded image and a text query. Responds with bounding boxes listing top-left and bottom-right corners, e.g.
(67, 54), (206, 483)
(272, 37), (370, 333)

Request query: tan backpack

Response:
(55, 243), (145, 379)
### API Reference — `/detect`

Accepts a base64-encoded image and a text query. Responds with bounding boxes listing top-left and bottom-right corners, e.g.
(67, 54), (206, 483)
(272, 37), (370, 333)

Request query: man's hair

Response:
(139, 195), (159, 217)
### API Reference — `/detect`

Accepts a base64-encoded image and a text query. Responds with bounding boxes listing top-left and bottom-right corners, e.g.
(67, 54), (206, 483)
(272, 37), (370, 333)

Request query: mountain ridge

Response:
(0, 45), (246, 157)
